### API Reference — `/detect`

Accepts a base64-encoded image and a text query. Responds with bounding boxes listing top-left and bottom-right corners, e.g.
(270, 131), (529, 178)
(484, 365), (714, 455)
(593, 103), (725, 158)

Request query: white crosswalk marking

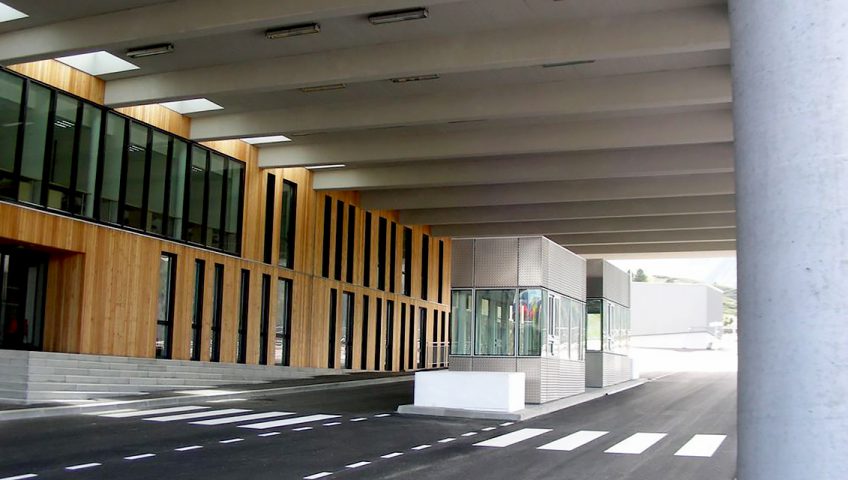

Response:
(346, 461), (370, 469)
(605, 433), (667, 455)
(101, 406), (208, 418)
(0, 474), (38, 480)
(381, 452), (403, 459)
(145, 409), (250, 422)
(474, 428), (552, 448)
(191, 411), (294, 426)
(124, 454), (156, 460)
(538, 431), (609, 452)
(674, 434), (727, 457)
(65, 463), (100, 471)
(304, 472), (332, 479)
(239, 414), (340, 430)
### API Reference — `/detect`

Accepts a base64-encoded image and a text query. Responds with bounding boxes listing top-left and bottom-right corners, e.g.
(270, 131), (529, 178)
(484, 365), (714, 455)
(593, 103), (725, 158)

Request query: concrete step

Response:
(0, 388), (25, 401)
(26, 366), (230, 380)
(24, 382), (212, 393)
(25, 391), (148, 402)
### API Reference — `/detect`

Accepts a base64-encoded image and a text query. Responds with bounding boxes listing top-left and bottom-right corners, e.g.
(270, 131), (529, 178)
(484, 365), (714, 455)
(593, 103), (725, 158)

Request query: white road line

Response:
(381, 452), (403, 459)
(0, 474), (38, 480)
(191, 411), (294, 426)
(323, 422), (341, 426)
(240, 414), (340, 430)
(175, 445), (203, 452)
(346, 461), (370, 469)
(482, 427), (496, 431)
(538, 431), (609, 451)
(145, 408), (250, 422)
(207, 398), (248, 403)
(411, 444), (431, 450)
(124, 453), (156, 460)
(258, 432), (281, 437)
(605, 433), (668, 455)
(219, 438), (243, 444)
(65, 463), (100, 471)
(474, 428), (552, 448)
(304, 472), (332, 479)
(101, 406), (208, 418)
(674, 434), (727, 457)
(293, 427), (313, 431)
(350, 418), (367, 422)
(438, 438), (455, 443)
(84, 409), (136, 416)
(374, 414), (391, 418)
(461, 432), (477, 437)
(500, 422), (514, 426)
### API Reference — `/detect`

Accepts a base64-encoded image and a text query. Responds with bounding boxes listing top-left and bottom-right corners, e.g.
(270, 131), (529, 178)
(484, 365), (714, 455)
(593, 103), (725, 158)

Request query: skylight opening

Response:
(0, 2), (27, 23)
(159, 99), (223, 115)
(242, 135), (292, 145)
(54, 51), (139, 76)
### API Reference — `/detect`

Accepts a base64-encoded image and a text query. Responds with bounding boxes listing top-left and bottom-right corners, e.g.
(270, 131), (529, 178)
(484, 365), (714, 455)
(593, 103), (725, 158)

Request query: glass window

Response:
(146, 131), (169, 235)
(167, 140), (188, 239)
(278, 180), (296, 268)
(206, 153), (226, 249)
(46, 93), (77, 211)
(98, 113), (125, 223)
(259, 274), (271, 365)
(421, 234), (429, 300)
(341, 292), (354, 369)
(438, 241), (444, 303)
(263, 174), (275, 264)
(518, 289), (544, 356)
(374, 297), (382, 370)
(156, 253), (176, 359)
(389, 222), (396, 292)
(450, 290), (473, 355)
(363, 212), (372, 287)
(377, 217), (387, 290)
(327, 288), (337, 368)
(402, 227), (411, 296)
(586, 298), (602, 351)
(210, 263), (224, 362)
(346, 205), (355, 283)
(190, 259), (204, 361)
(360, 296), (369, 370)
(334, 200), (344, 281)
(123, 122), (148, 229)
(571, 299), (584, 360)
(275, 278), (292, 366)
(384, 300), (394, 370)
(74, 104), (101, 217)
(236, 269), (249, 364)
(19, 83), (51, 205)
(186, 146), (207, 244)
(223, 160), (243, 253)
(475, 289), (516, 356)
(0, 71), (23, 199)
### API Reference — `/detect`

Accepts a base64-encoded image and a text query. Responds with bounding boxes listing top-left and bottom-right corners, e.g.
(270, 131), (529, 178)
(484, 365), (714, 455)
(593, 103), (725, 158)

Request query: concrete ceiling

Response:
(0, 0), (735, 257)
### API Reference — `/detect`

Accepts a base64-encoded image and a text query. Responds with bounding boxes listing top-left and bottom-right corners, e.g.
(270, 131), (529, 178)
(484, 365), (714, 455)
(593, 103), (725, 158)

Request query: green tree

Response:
(633, 268), (648, 282)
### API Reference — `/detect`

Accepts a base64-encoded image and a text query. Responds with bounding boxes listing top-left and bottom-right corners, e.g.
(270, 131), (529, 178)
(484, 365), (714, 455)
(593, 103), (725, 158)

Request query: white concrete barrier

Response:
(413, 371), (525, 413)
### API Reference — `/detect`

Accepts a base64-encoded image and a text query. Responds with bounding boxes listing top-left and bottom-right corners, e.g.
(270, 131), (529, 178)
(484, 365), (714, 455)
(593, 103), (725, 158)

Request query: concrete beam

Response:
(105, 6), (729, 105)
(0, 0), (463, 64)
(361, 172), (735, 210)
(261, 110), (733, 168)
(191, 66), (731, 140)
(400, 194), (736, 225)
(431, 213), (736, 237)
(568, 241), (736, 255)
(548, 227), (737, 246)
(313, 142), (734, 190)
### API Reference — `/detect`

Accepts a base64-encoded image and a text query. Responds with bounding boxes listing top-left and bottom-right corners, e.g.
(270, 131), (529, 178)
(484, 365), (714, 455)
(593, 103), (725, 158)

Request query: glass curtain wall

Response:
(585, 298), (628, 354)
(474, 289), (515, 356)
(450, 290), (473, 355)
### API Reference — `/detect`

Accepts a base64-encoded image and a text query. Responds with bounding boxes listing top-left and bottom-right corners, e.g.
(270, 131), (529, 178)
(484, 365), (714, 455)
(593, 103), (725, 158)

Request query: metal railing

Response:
(428, 342), (451, 368)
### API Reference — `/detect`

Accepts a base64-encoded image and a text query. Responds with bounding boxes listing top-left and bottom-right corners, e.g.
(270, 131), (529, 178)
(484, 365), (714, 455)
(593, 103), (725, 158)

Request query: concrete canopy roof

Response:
(0, 0), (735, 257)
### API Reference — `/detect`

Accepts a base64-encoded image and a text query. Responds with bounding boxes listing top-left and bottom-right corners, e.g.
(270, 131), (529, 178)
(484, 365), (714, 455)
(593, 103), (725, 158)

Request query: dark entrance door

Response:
(0, 247), (48, 351)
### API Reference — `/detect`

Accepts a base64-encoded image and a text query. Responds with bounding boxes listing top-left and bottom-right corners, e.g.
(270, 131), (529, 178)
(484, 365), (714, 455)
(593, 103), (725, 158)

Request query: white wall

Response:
(630, 283), (723, 338)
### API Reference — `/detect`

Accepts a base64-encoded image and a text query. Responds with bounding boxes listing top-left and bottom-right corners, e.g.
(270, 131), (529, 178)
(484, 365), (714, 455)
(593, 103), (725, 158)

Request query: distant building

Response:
(630, 283), (723, 350)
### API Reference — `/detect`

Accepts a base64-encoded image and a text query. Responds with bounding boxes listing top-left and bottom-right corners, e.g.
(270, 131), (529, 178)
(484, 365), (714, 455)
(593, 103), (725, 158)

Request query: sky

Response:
(609, 256), (737, 288)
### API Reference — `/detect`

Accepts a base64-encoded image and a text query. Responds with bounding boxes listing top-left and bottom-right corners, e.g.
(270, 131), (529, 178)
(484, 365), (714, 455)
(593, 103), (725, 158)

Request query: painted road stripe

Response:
(0, 474), (38, 480)
(175, 445), (203, 452)
(350, 418), (367, 422)
(304, 472), (332, 479)
(674, 434), (727, 457)
(84, 409), (136, 416)
(323, 422), (342, 426)
(191, 411), (293, 425)
(145, 408), (250, 422)
(124, 454), (156, 460)
(102, 406), (208, 418)
(538, 431), (609, 452)
(374, 413), (391, 417)
(207, 398), (248, 403)
(482, 427), (496, 431)
(411, 444), (431, 450)
(65, 463), (100, 471)
(219, 438), (243, 444)
(461, 432), (478, 437)
(240, 414), (340, 430)
(605, 433), (667, 455)
(381, 452), (403, 459)
(346, 461), (370, 469)
(293, 427), (313, 431)
(258, 432), (281, 437)
(438, 438), (455, 443)
(474, 428), (552, 448)
(500, 422), (514, 426)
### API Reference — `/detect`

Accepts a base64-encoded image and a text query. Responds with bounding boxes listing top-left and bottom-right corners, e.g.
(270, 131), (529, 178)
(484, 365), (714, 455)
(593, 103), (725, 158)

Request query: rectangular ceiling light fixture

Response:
(368, 7), (428, 25)
(266, 23), (321, 39)
(391, 74), (440, 83)
(242, 135), (292, 145)
(542, 59), (596, 68)
(0, 2), (26, 23)
(126, 43), (175, 59)
(55, 51), (140, 76)
(300, 83), (346, 93)
(305, 164), (346, 170)
(160, 98), (223, 114)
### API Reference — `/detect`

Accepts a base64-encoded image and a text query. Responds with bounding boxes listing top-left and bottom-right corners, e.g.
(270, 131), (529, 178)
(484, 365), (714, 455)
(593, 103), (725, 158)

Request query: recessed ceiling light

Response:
(159, 98), (223, 114)
(305, 164), (346, 170)
(542, 59), (596, 68)
(0, 2), (27, 23)
(299, 83), (346, 93)
(126, 43), (175, 59)
(54, 51), (140, 76)
(368, 7), (428, 25)
(266, 23), (321, 39)
(241, 135), (292, 145)
(390, 74), (440, 83)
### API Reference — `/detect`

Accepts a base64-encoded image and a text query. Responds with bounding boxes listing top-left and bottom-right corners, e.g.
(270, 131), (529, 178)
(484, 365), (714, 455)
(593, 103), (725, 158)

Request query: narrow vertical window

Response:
(418, 308), (427, 369)
(341, 292), (354, 369)
(236, 269), (250, 363)
(361, 296), (370, 370)
(156, 253), (177, 359)
(263, 173), (276, 264)
(190, 259), (205, 361)
(46, 93), (78, 212)
(363, 212), (372, 287)
(389, 223), (397, 293)
(374, 297), (382, 370)
(440, 311), (447, 367)
(421, 234), (430, 300)
(385, 300), (394, 371)
(328, 288), (337, 368)
(210, 263), (224, 362)
(73, 103), (101, 217)
(408, 305), (416, 370)
(0, 71), (24, 200)
(167, 140), (188, 239)
(19, 83), (51, 205)
(186, 147), (208, 244)
(223, 160), (244, 254)
(206, 153), (226, 249)
(279, 180), (297, 269)
(377, 217), (387, 291)
(123, 122), (148, 230)
(346, 205), (355, 283)
(334, 200), (344, 281)
(97, 113), (126, 224)
(402, 227), (412, 296)
(438, 241), (444, 303)
(276, 278), (293, 366)
(259, 274), (271, 365)
(432, 308), (438, 367)
(322, 196), (332, 278)
(146, 131), (169, 235)
(399, 304), (406, 371)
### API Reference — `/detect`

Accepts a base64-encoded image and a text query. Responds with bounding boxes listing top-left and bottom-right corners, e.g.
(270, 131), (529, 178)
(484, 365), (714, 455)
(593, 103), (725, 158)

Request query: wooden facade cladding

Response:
(7, 60), (106, 104)
(0, 65), (451, 372)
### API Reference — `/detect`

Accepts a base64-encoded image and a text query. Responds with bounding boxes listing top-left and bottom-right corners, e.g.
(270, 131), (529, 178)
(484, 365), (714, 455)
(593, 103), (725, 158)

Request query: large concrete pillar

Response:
(730, 2), (848, 479)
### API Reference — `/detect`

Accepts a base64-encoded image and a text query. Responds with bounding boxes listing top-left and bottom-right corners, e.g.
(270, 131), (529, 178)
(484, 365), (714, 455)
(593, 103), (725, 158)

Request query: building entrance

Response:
(0, 247), (47, 351)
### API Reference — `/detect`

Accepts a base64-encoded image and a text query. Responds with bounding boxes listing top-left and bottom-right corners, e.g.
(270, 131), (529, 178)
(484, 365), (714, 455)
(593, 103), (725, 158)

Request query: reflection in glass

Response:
(187, 146), (207, 243)
(146, 131), (169, 234)
(278, 181), (296, 268)
(586, 298), (602, 351)
(206, 154), (225, 249)
(167, 140), (187, 239)
(519, 289), (543, 356)
(450, 290), (473, 355)
(99, 113), (125, 223)
(19, 83), (51, 205)
(74, 104), (101, 217)
(46, 93), (77, 211)
(123, 122), (148, 229)
(223, 161), (243, 252)
(275, 278), (292, 366)
(0, 71), (23, 198)
(475, 289), (515, 356)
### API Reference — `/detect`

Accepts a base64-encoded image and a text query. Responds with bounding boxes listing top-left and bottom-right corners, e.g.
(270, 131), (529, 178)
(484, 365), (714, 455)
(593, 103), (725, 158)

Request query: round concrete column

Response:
(730, 2), (848, 478)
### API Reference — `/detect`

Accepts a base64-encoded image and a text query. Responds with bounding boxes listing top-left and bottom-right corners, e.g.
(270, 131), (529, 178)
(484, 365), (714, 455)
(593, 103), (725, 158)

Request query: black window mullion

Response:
(139, 126), (153, 231)
(236, 162), (245, 256)
(10, 78), (29, 200)
(180, 145), (192, 241)
(38, 90), (58, 207)
(67, 101), (84, 215)
(161, 137), (173, 237)
(91, 109), (107, 220)
(116, 119), (130, 225)
(200, 150), (210, 245)
(218, 159), (229, 251)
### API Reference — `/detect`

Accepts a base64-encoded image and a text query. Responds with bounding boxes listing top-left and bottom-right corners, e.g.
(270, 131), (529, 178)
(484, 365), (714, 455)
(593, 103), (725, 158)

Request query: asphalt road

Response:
(0, 371), (736, 480)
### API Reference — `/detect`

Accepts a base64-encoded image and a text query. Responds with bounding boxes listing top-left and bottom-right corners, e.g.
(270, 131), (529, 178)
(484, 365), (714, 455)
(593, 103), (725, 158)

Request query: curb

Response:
(0, 375), (414, 422)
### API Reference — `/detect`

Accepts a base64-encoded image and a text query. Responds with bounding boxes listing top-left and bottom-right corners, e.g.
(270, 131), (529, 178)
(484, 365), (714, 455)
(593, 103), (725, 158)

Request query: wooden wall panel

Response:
(117, 104), (192, 138)
(8, 60), (105, 104)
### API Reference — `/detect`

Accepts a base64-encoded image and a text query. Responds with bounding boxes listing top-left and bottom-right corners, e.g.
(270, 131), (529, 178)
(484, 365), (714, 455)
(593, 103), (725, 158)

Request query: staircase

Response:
(0, 350), (337, 404)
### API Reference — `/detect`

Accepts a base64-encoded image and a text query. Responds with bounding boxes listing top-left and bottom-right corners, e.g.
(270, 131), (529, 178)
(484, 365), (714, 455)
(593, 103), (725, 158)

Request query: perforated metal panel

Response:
(540, 358), (585, 402)
(448, 356), (473, 371)
(473, 238), (519, 287)
(586, 259), (605, 299)
(451, 239), (474, 287)
(585, 351), (633, 387)
(543, 238), (586, 300)
(517, 357), (542, 404)
(603, 261), (632, 307)
(518, 237), (543, 286)
(470, 356), (518, 372)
